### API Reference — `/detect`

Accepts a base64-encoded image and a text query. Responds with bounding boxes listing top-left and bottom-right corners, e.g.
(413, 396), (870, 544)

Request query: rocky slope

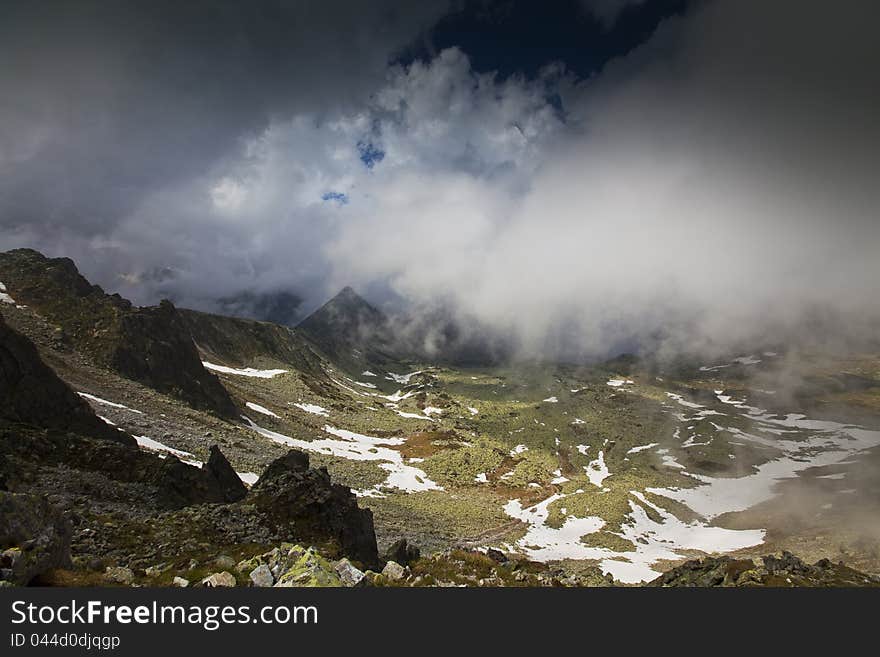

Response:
(0, 313), (381, 585)
(0, 313), (131, 446)
(0, 249), (237, 418)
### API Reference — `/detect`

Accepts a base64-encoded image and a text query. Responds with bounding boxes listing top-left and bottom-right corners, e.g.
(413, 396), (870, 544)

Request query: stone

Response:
(172, 576), (190, 587)
(382, 561), (406, 581)
(249, 450), (379, 568)
(204, 446), (247, 502)
(249, 564), (274, 588)
(274, 548), (342, 587)
(385, 538), (420, 566)
(105, 566), (135, 585)
(214, 554), (237, 571)
(200, 571), (237, 587)
(334, 558), (365, 587)
(486, 548), (507, 563)
(0, 493), (72, 585)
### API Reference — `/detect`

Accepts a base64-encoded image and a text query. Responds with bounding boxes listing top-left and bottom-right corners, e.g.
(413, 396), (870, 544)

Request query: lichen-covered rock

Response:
(213, 554), (237, 571)
(0, 492), (72, 585)
(274, 548), (341, 587)
(249, 450), (379, 568)
(104, 566), (134, 585)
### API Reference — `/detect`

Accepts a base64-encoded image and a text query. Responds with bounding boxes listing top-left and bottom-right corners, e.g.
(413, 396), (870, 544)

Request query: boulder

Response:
(154, 456), (226, 509)
(385, 538), (420, 566)
(486, 548), (507, 563)
(274, 548), (341, 587)
(249, 564), (274, 588)
(0, 492), (72, 585)
(200, 571), (237, 587)
(204, 445), (247, 502)
(334, 558), (365, 587)
(172, 576), (190, 587)
(381, 561), (406, 581)
(213, 554), (237, 571)
(249, 450), (379, 568)
(105, 566), (135, 585)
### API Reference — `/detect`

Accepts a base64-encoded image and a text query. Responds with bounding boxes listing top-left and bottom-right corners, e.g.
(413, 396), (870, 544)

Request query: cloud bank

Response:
(2, 0), (879, 360)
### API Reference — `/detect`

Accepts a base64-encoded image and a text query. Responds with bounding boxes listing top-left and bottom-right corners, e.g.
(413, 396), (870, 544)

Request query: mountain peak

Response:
(333, 285), (367, 305)
(296, 287), (389, 363)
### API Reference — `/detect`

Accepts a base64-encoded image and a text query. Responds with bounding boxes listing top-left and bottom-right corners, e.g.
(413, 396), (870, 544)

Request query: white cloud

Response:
(58, 1), (880, 359)
(210, 177), (247, 211)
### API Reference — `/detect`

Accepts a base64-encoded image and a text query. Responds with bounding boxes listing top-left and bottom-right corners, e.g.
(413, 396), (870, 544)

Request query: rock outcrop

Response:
(249, 450), (379, 568)
(0, 492), (72, 585)
(204, 445), (248, 502)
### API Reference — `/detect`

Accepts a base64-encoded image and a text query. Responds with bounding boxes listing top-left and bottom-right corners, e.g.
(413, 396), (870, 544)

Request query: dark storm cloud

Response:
(0, 0), (448, 252)
(1, 0), (879, 356)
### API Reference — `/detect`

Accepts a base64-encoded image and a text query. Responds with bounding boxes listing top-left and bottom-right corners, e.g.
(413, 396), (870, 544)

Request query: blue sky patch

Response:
(357, 140), (385, 169)
(321, 191), (349, 204)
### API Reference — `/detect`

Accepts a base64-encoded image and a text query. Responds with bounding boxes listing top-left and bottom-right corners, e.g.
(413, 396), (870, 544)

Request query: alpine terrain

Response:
(1, 249), (878, 588)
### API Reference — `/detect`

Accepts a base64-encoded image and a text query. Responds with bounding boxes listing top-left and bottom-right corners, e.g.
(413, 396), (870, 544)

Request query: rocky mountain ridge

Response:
(0, 249), (237, 418)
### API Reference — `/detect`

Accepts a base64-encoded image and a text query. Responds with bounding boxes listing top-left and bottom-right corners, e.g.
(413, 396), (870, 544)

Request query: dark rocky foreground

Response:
(649, 552), (880, 587)
(0, 312), (380, 586)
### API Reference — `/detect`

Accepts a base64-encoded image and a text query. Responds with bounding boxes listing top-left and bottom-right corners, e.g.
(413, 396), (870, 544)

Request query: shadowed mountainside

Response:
(0, 249), (237, 418)
(0, 312), (133, 446)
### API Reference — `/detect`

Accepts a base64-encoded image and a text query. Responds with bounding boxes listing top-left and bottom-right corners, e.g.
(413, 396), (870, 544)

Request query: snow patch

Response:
(627, 443), (658, 454)
(245, 402), (279, 418)
(202, 361), (287, 378)
(386, 371), (422, 384)
(292, 403), (330, 417)
(585, 451), (610, 487)
(77, 392), (143, 414)
(0, 282), (15, 304)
